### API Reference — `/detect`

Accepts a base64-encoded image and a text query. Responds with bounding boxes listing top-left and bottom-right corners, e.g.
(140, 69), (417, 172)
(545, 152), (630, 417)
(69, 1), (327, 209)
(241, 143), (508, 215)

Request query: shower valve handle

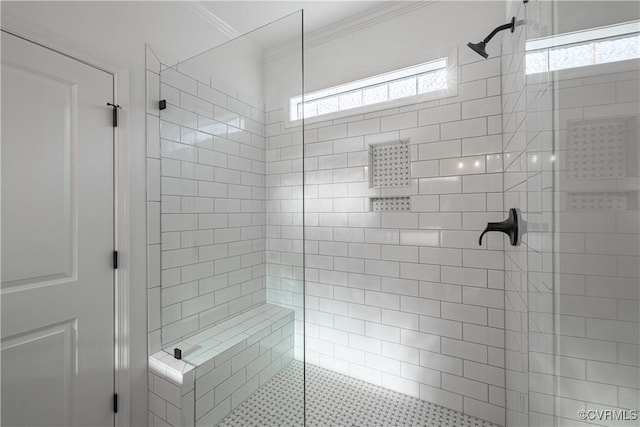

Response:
(479, 208), (519, 246)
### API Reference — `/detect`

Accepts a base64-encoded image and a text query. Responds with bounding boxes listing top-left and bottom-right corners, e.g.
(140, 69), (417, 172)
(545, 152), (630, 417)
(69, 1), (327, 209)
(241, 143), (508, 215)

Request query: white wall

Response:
(1, 2), (235, 425)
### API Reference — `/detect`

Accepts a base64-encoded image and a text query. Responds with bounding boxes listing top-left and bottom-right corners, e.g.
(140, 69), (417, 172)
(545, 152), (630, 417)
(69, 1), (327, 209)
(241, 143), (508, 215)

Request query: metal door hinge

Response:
(113, 393), (118, 413)
(107, 103), (121, 127)
(113, 251), (118, 269)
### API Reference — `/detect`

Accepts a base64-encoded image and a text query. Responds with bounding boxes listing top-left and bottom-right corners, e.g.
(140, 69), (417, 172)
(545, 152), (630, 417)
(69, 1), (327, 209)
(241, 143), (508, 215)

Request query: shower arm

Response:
(483, 17), (516, 44)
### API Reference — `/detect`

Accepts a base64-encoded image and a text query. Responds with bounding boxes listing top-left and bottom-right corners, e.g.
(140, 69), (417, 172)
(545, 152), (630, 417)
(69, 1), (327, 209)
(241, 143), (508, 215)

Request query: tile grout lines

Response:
(218, 360), (502, 427)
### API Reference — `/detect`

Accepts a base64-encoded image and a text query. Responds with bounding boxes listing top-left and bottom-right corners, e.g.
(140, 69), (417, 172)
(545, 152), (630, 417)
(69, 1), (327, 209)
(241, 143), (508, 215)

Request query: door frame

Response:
(0, 25), (132, 426)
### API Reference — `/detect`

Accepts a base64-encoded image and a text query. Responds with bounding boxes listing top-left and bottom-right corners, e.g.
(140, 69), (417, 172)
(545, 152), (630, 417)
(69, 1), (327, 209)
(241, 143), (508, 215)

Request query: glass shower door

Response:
(505, 1), (640, 425)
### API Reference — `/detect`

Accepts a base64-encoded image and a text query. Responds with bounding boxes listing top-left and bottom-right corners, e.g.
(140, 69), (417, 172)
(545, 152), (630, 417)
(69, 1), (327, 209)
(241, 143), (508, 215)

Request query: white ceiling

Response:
(198, 1), (391, 44)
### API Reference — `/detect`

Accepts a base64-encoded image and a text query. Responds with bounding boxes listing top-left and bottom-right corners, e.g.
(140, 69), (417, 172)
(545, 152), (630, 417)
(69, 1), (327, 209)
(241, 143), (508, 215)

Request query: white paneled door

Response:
(1, 32), (115, 426)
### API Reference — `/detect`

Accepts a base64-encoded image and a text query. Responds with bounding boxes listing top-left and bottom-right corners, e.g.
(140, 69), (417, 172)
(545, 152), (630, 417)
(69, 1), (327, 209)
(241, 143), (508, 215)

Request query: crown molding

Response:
(266, 1), (438, 61)
(187, 1), (241, 40)
(306, 1), (437, 48)
(182, 1), (437, 62)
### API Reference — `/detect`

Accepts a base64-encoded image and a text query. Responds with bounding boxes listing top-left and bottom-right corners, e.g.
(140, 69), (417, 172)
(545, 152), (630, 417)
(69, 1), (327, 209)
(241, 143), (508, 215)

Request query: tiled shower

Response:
(145, 1), (639, 426)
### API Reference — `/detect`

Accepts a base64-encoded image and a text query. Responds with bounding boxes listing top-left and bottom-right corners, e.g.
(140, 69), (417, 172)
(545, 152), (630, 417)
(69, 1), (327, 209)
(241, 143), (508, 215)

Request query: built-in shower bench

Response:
(148, 304), (295, 427)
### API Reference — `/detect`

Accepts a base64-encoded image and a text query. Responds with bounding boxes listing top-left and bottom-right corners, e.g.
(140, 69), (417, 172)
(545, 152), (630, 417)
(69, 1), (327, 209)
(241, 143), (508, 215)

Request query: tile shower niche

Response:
(563, 116), (639, 212)
(368, 140), (411, 212)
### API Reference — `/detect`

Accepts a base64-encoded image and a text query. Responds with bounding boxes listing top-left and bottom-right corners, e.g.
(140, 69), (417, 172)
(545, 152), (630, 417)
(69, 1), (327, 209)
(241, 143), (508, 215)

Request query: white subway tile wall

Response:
(157, 64), (268, 347)
(266, 50), (506, 424)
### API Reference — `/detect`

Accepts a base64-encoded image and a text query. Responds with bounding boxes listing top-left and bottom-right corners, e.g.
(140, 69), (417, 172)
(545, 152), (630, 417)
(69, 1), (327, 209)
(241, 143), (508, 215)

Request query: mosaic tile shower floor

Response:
(217, 360), (501, 427)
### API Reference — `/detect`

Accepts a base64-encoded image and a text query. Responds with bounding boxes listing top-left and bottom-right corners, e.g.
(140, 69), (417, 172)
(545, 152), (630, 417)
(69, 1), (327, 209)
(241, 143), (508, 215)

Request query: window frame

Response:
(525, 20), (640, 75)
(286, 49), (458, 126)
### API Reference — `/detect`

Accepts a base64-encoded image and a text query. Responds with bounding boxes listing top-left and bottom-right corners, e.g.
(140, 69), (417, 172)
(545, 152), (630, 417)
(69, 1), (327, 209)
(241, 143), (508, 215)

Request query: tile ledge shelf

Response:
(148, 303), (295, 427)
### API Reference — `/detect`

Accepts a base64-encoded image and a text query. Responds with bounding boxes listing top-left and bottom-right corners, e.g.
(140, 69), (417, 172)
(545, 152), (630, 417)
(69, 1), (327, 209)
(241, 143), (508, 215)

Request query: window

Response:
(526, 21), (640, 74)
(290, 58), (449, 121)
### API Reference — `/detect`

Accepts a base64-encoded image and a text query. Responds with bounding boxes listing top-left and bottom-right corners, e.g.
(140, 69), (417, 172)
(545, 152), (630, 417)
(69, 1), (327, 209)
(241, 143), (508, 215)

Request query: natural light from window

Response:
(290, 58), (448, 121)
(525, 21), (640, 74)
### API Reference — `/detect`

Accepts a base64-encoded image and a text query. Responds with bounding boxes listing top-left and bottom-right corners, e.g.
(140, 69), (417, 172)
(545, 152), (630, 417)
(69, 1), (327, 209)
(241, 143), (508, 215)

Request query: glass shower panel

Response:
(157, 11), (303, 426)
(550, 1), (640, 425)
(502, 0), (551, 424)
(506, 1), (639, 426)
(522, 1), (556, 425)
